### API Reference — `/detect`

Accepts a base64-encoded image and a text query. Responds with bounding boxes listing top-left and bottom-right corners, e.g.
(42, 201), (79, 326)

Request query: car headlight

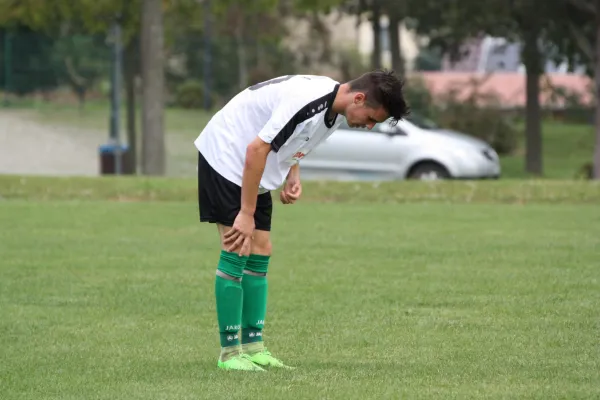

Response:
(481, 148), (497, 162)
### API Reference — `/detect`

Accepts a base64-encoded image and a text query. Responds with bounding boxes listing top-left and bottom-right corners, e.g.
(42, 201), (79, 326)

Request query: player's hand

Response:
(280, 177), (302, 204)
(223, 211), (255, 256)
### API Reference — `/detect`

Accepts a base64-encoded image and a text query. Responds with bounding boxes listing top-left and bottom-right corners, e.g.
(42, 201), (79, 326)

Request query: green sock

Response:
(215, 250), (248, 350)
(242, 254), (270, 347)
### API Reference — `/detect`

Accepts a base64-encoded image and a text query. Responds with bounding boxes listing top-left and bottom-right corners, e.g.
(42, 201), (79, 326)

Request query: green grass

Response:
(1, 175), (600, 204)
(501, 121), (595, 179)
(1, 188), (599, 398)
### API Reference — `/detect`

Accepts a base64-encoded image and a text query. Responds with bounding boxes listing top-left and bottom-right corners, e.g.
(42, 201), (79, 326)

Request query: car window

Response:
(338, 118), (400, 134)
(377, 120), (408, 136)
(340, 113), (438, 132)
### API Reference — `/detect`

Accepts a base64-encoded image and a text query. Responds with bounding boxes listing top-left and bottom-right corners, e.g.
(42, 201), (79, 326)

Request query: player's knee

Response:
(245, 252), (270, 275)
(252, 239), (272, 256)
(216, 250), (246, 281)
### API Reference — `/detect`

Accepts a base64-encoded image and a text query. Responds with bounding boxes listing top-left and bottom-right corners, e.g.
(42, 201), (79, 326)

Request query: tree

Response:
(123, 33), (139, 172)
(0, 27), (58, 97)
(141, 0), (165, 175)
(386, 0), (405, 75)
(555, 0), (600, 179)
(52, 32), (109, 109)
(291, 0), (353, 71)
(210, 0), (280, 90)
(408, 0), (573, 177)
(590, 0), (600, 179)
(510, 0), (547, 176)
(0, 0), (144, 171)
(369, 0), (383, 70)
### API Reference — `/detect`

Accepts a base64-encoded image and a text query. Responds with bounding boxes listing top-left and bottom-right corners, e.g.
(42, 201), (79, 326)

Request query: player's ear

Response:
(353, 92), (366, 105)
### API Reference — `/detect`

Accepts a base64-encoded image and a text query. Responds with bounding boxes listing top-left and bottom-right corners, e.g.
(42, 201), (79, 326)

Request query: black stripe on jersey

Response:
(270, 84), (340, 152)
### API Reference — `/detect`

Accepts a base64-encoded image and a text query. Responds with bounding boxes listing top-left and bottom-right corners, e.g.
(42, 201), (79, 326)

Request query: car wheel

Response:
(407, 162), (450, 180)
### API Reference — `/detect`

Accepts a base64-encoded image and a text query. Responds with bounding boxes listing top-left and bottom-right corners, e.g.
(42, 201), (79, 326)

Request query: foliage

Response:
(0, 25), (108, 102)
(0, 26), (58, 95)
(174, 79), (205, 109)
(403, 74), (434, 118)
(51, 34), (109, 104)
(336, 46), (370, 83)
(433, 76), (519, 155)
(0, 0), (143, 43)
(414, 44), (442, 71)
(402, 73), (518, 155)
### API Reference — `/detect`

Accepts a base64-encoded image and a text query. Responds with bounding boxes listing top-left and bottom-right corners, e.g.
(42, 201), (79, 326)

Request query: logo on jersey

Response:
(292, 152), (306, 160)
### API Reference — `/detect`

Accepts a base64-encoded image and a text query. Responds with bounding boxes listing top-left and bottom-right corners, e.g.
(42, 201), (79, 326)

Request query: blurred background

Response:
(0, 0), (598, 181)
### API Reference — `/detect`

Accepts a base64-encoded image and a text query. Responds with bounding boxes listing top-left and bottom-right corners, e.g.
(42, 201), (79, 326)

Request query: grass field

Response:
(1, 178), (599, 399)
(501, 121), (595, 179)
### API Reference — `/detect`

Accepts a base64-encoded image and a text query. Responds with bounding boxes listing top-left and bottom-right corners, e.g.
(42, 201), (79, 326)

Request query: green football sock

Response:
(242, 254), (270, 347)
(215, 250), (247, 351)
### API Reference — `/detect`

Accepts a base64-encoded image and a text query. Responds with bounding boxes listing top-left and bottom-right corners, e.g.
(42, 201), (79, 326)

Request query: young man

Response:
(194, 70), (410, 371)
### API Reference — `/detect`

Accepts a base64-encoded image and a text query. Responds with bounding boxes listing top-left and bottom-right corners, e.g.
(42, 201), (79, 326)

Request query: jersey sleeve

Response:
(257, 100), (311, 152)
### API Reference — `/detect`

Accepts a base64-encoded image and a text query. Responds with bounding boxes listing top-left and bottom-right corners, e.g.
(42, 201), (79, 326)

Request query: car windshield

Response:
(339, 112), (440, 131)
(338, 119), (394, 133)
(406, 113), (439, 130)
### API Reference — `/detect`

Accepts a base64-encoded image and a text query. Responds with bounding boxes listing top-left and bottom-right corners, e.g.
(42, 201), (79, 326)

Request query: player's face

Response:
(343, 93), (389, 130)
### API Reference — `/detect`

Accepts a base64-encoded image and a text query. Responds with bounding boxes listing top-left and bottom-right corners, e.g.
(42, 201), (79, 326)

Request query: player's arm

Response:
(224, 137), (271, 255)
(280, 163), (302, 205)
(240, 137), (271, 216)
(239, 99), (305, 213)
(287, 163), (300, 180)
(226, 98), (307, 254)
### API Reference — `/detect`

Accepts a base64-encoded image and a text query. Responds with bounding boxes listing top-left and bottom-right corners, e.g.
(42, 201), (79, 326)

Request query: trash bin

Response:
(99, 143), (135, 175)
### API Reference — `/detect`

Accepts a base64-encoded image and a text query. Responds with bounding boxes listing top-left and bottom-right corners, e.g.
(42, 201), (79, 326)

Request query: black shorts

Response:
(197, 151), (273, 231)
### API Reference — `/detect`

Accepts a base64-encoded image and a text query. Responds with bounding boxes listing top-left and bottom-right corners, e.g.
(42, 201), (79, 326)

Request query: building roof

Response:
(416, 72), (594, 108)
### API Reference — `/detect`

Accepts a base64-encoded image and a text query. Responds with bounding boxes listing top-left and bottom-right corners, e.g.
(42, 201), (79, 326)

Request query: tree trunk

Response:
(256, 41), (267, 71)
(203, 0), (213, 111)
(235, 10), (248, 90)
(124, 35), (138, 174)
(371, 1), (382, 70)
(310, 12), (332, 64)
(141, 0), (165, 176)
(77, 88), (86, 113)
(523, 29), (543, 176)
(388, 9), (404, 75)
(594, 0), (600, 179)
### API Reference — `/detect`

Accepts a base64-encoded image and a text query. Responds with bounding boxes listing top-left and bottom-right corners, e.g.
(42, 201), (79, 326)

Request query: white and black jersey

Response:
(194, 75), (343, 191)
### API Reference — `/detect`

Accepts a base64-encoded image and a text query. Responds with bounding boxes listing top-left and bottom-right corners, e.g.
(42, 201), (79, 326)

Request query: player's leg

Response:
(213, 224), (254, 368)
(197, 151), (263, 371)
(241, 229), (270, 351)
(240, 193), (294, 369)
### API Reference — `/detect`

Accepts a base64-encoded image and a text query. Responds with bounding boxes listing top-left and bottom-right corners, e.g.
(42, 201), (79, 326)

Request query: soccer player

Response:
(194, 70), (410, 371)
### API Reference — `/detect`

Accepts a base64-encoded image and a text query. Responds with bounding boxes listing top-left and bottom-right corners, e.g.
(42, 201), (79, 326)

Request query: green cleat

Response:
(217, 354), (266, 371)
(245, 348), (295, 369)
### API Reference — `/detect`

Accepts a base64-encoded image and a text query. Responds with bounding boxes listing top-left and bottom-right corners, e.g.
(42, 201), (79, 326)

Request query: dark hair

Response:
(347, 69), (410, 125)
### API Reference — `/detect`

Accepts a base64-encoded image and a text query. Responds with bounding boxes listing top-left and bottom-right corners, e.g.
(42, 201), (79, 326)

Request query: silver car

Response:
(300, 115), (501, 181)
